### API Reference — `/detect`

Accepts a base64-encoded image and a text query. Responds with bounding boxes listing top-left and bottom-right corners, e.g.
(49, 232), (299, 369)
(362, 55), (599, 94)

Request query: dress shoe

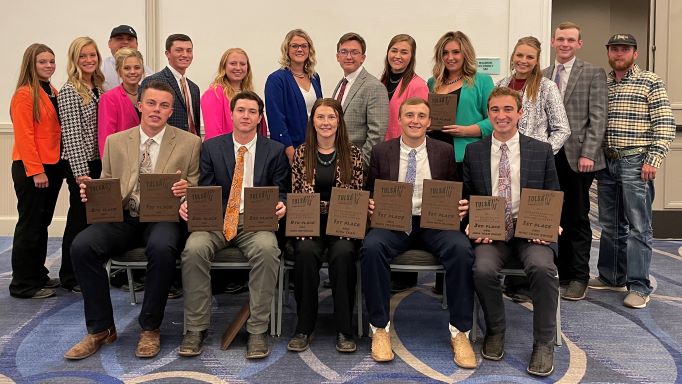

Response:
(44, 278), (60, 288)
(246, 332), (270, 359)
(31, 288), (56, 299)
(178, 330), (206, 357)
(562, 280), (588, 301)
(168, 286), (183, 299)
(223, 281), (248, 294)
(287, 333), (311, 352)
(481, 332), (505, 361)
(450, 332), (477, 368)
(64, 326), (117, 360)
(527, 342), (554, 377)
(370, 328), (394, 362)
(136, 329), (161, 358)
(335, 332), (356, 353)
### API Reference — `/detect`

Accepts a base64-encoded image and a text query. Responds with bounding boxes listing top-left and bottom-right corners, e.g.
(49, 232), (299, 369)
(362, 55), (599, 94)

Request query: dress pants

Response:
(362, 216), (474, 331)
(181, 218), (280, 334)
(9, 161), (62, 297)
(71, 213), (185, 334)
(291, 214), (358, 336)
(472, 238), (559, 343)
(555, 149), (596, 283)
(62, 159), (101, 289)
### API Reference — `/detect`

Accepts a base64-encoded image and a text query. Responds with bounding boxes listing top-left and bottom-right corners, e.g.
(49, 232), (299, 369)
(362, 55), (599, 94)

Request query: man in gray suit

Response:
(332, 32), (389, 167)
(543, 22), (607, 301)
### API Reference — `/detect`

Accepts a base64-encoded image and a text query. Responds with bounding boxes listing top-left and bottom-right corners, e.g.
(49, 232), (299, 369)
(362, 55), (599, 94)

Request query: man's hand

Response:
(458, 199), (469, 220)
(368, 198), (375, 216)
(78, 176), (93, 203)
(285, 146), (295, 165)
(275, 201), (286, 219)
(179, 201), (189, 221)
(171, 170), (188, 197)
(577, 156), (595, 173)
(465, 224), (493, 244)
(641, 163), (657, 181)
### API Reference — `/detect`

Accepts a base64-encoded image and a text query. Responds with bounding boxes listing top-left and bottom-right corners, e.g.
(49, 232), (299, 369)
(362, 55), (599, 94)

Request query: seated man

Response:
(362, 97), (476, 368)
(462, 86), (560, 377)
(64, 80), (201, 360)
(178, 91), (289, 359)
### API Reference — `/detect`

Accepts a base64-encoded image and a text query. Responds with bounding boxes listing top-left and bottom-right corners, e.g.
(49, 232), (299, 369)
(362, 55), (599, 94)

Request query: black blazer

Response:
(140, 67), (201, 135)
(200, 133), (290, 213)
(366, 136), (457, 194)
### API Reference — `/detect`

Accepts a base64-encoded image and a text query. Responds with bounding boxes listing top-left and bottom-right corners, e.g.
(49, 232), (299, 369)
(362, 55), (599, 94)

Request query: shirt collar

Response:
(167, 65), (185, 81)
(399, 136), (427, 153)
(491, 131), (520, 152)
(140, 126), (166, 145)
(608, 63), (640, 82)
(233, 133), (258, 153)
(555, 56), (576, 71)
(344, 65), (363, 83)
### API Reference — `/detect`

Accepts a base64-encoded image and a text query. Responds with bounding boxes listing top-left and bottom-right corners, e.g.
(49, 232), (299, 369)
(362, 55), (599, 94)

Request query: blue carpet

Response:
(1, 237), (681, 383)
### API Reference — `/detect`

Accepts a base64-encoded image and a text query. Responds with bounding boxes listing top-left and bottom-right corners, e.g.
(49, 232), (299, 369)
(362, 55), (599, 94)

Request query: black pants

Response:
(71, 214), (186, 334)
(291, 215), (358, 336)
(473, 239), (559, 343)
(61, 159), (101, 289)
(9, 161), (62, 297)
(362, 216), (474, 331)
(555, 149), (595, 283)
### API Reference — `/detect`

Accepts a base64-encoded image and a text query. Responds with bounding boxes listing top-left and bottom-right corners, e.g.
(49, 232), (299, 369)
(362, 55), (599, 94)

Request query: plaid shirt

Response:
(57, 82), (101, 176)
(606, 64), (675, 168)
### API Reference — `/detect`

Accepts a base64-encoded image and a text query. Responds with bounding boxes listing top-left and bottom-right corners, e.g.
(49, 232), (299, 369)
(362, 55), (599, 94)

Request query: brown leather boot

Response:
(64, 326), (117, 360)
(136, 329), (161, 358)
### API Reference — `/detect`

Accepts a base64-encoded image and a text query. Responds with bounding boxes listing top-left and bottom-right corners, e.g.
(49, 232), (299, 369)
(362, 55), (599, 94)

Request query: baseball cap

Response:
(110, 25), (138, 39)
(605, 33), (637, 47)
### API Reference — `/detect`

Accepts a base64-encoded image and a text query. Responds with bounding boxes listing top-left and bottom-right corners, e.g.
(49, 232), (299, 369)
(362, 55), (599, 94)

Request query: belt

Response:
(604, 146), (646, 160)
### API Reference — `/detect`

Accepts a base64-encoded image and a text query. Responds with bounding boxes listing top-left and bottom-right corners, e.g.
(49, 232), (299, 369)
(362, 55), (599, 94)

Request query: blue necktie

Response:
(553, 64), (564, 92)
(405, 149), (417, 234)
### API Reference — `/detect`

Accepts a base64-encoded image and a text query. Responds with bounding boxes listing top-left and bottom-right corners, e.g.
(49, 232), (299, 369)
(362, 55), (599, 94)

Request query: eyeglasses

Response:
(290, 43), (309, 50)
(338, 49), (363, 57)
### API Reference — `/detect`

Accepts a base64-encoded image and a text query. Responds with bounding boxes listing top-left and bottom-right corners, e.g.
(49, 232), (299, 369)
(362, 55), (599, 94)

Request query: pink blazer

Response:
(201, 85), (269, 141)
(97, 85), (140, 156)
(384, 74), (429, 140)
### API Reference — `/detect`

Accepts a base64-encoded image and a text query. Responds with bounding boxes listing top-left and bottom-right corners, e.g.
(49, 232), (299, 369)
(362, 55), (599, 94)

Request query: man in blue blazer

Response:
(178, 91), (289, 359)
(462, 87), (560, 377)
(140, 34), (201, 136)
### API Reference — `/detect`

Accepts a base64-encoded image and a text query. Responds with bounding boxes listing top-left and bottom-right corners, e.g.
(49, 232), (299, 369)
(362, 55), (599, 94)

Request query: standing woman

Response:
(496, 36), (570, 153)
(58, 36), (105, 292)
(265, 29), (322, 163)
(201, 48), (267, 140)
(97, 48), (143, 157)
(380, 34), (429, 140)
(288, 98), (363, 353)
(9, 44), (62, 299)
(428, 31), (495, 175)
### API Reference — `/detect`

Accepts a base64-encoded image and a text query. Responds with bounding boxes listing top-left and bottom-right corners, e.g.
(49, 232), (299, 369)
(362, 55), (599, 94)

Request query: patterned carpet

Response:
(0, 235), (681, 383)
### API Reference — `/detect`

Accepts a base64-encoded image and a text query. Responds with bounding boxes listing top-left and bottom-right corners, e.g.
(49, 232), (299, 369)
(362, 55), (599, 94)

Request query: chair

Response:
(389, 249), (448, 310)
(470, 261), (562, 346)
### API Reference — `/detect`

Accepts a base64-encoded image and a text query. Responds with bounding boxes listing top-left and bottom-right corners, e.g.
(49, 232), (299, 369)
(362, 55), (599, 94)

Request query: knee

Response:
(525, 254), (558, 281)
(250, 235), (280, 269)
(181, 237), (213, 268)
(472, 254), (499, 282)
(146, 242), (179, 266)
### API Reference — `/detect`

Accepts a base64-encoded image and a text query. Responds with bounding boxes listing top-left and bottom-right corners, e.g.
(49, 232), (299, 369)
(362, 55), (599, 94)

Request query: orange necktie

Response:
(224, 146), (247, 240)
(180, 77), (197, 135)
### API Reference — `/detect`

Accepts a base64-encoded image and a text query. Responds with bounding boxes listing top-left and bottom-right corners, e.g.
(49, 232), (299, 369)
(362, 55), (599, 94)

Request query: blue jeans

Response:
(596, 153), (654, 295)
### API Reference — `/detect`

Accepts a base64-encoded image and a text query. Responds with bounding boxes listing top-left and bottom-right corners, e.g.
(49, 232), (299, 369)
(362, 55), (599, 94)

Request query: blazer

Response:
(200, 133), (290, 213)
(97, 85), (140, 157)
(101, 125), (201, 207)
(58, 82), (101, 177)
(543, 58), (608, 172)
(366, 137), (457, 195)
(11, 85), (61, 176)
(265, 68), (322, 148)
(427, 72), (495, 162)
(140, 66), (201, 136)
(385, 74), (429, 141)
(496, 76), (570, 154)
(201, 85), (269, 140)
(332, 67), (389, 167)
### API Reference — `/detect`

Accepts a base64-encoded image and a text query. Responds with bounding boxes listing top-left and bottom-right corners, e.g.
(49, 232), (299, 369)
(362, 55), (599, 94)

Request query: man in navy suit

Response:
(140, 34), (200, 136)
(178, 91), (290, 359)
(462, 87), (560, 377)
(361, 98), (476, 369)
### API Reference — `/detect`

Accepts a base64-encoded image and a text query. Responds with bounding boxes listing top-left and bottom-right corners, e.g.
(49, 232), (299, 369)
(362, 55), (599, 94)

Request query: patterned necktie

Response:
(405, 149), (417, 234)
(224, 146), (247, 241)
(553, 64), (564, 92)
(180, 77), (197, 135)
(129, 138), (154, 217)
(498, 143), (514, 241)
(336, 78), (348, 103)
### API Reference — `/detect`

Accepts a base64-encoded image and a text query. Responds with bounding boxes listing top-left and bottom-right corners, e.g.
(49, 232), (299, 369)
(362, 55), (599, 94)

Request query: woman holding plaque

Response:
(288, 98), (363, 353)
(9, 44), (62, 299)
(380, 34), (428, 140)
(427, 31), (495, 174)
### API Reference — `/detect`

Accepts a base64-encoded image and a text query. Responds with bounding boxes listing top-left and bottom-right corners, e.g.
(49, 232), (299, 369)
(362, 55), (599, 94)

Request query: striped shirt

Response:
(606, 64), (675, 168)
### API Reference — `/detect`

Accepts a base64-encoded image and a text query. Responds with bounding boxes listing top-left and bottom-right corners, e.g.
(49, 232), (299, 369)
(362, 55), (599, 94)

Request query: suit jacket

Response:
(366, 137), (457, 195)
(101, 125), (201, 207)
(11, 85), (61, 176)
(200, 133), (290, 214)
(333, 68), (389, 167)
(543, 58), (608, 171)
(140, 67), (201, 136)
(97, 85), (140, 157)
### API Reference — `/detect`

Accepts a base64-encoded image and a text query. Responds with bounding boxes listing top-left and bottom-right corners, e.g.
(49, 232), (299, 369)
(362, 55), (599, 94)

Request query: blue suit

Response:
(140, 67), (201, 136)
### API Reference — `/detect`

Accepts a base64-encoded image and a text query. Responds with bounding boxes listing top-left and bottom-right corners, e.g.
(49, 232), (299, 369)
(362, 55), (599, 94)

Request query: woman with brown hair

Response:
(287, 98), (363, 354)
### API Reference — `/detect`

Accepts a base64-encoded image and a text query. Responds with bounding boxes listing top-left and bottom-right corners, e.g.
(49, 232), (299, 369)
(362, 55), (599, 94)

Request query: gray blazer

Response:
(332, 67), (389, 167)
(543, 58), (607, 172)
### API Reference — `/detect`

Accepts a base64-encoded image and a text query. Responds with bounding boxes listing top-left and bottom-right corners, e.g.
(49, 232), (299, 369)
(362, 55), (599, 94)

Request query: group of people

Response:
(9, 20), (675, 378)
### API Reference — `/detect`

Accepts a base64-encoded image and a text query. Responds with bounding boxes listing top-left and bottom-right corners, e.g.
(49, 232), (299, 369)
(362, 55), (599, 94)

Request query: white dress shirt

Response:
(491, 132), (521, 217)
(233, 134), (258, 213)
(139, 126), (166, 170)
(334, 65), (363, 105)
(552, 56), (575, 98)
(167, 65), (193, 107)
(398, 138), (431, 216)
(102, 56), (154, 92)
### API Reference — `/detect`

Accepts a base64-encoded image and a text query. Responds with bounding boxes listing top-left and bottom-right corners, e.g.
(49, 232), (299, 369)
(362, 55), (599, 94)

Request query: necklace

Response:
(292, 71), (306, 79)
(317, 144), (335, 150)
(316, 151), (336, 166)
(123, 86), (138, 96)
(443, 74), (463, 85)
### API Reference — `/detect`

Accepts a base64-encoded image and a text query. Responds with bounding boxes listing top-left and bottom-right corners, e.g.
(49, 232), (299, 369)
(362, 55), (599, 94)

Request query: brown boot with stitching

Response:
(64, 326), (117, 360)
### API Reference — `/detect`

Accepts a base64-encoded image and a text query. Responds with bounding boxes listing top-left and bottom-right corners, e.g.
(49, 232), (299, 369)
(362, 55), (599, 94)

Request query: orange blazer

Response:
(11, 85), (61, 176)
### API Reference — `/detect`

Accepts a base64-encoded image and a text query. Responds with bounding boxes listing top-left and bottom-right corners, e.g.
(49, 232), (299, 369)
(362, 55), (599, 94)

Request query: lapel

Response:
(222, 134), (236, 182)
(343, 68), (367, 110)
(163, 67), (187, 110)
(563, 58), (583, 102)
(388, 139), (400, 181)
(154, 126), (176, 173)
(39, 85), (58, 122)
(253, 135), (268, 184)
(481, 136), (493, 196)
(126, 128), (141, 193)
(425, 137), (438, 178)
(519, 134), (530, 188)
(285, 69), (307, 115)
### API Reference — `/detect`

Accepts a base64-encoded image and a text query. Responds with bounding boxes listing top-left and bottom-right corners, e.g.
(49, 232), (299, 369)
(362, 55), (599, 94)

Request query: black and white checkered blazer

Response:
(57, 82), (101, 177)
